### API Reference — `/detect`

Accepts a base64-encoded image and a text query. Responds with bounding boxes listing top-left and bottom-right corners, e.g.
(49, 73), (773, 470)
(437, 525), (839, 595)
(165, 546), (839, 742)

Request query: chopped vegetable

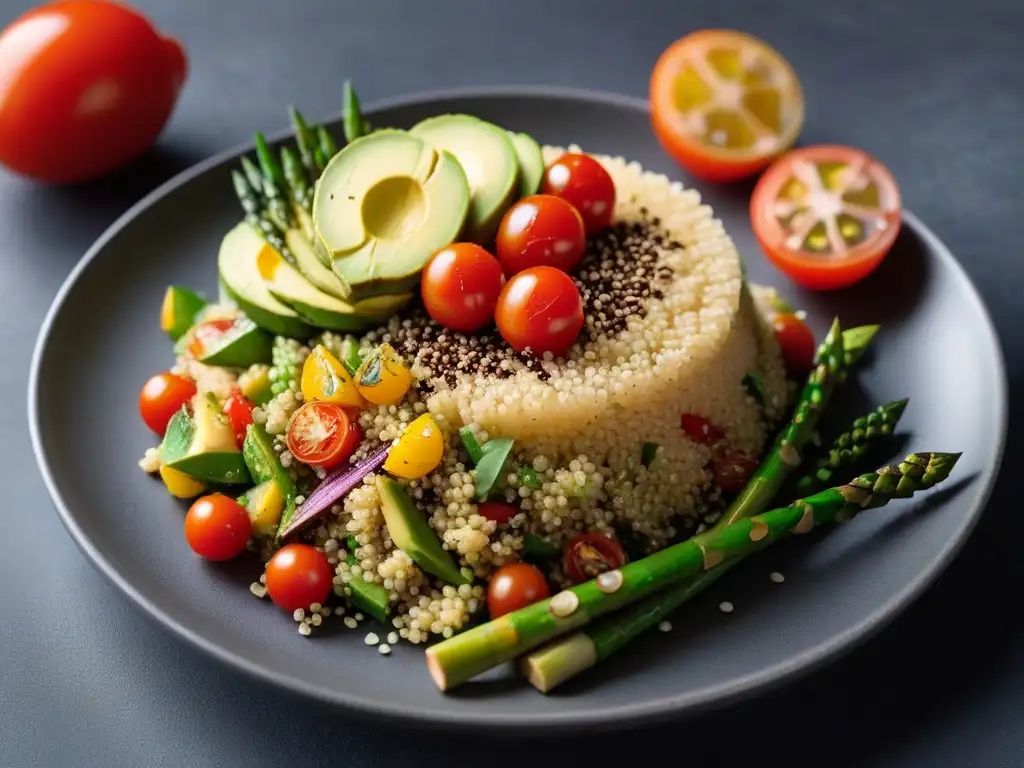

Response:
(773, 313), (816, 377)
(742, 371), (767, 405)
(340, 336), (364, 376)
(160, 286), (207, 340)
(518, 466), (542, 489)
(383, 414), (444, 480)
(473, 437), (515, 500)
(641, 442), (659, 468)
(286, 401), (363, 471)
(355, 344), (412, 406)
(265, 543), (333, 612)
(522, 533), (560, 560)
(487, 563), (551, 619)
(159, 464), (206, 499)
(222, 392), (254, 448)
(563, 533), (628, 584)
(245, 480), (286, 536)
(679, 413), (723, 446)
(458, 427), (484, 464)
(478, 501), (518, 524)
(347, 575), (392, 624)
(301, 344), (365, 409)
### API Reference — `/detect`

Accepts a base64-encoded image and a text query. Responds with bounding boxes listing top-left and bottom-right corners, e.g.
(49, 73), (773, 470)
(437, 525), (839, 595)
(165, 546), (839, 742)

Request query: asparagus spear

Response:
(342, 80), (369, 144)
(426, 452), (960, 691)
(288, 107), (319, 180)
(253, 132), (294, 232)
(231, 158), (296, 267)
(521, 397), (909, 692)
(317, 125), (339, 163)
(281, 146), (312, 211)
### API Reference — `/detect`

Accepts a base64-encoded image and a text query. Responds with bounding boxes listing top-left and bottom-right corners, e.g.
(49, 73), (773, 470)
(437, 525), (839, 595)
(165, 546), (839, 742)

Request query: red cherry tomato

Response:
(264, 543), (333, 613)
(495, 266), (584, 357)
(680, 413), (724, 446)
(478, 501), (518, 525)
(223, 392), (254, 449)
(487, 562), (551, 619)
(188, 318), (235, 358)
(562, 533), (628, 584)
(420, 243), (505, 332)
(542, 152), (616, 233)
(0, 0), (187, 183)
(495, 194), (586, 276)
(712, 450), (759, 494)
(750, 145), (902, 290)
(139, 371), (196, 435)
(772, 313), (816, 377)
(286, 402), (361, 471)
(184, 493), (252, 561)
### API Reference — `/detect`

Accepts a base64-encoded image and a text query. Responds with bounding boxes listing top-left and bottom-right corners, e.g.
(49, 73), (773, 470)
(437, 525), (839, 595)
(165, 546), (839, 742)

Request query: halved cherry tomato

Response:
(487, 562), (550, 618)
(478, 501), (518, 525)
(0, 0), (187, 183)
(188, 318), (235, 358)
(495, 266), (584, 357)
(542, 153), (616, 233)
(563, 533), (627, 583)
(184, 493), (252, 561)
(650, 29), (804, 182)
(264, 543), (333, 613)
(421, 243), (505, 332)
(680, 413), (724, 445)
(712, 449), (758, 494)
(285, 402), (361, 471)
(751, 144), (902, 290)
(139, 371), (196, 435)
(772, 313), (816, 376)
(495, 195), (586, 276)
(222, 392), (254, 449)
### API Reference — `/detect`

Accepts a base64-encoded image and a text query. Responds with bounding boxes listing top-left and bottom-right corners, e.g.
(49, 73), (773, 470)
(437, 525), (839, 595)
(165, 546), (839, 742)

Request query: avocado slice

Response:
(239, 365), (274, 406)
(196, 316), (273, 367)
(242, 423), (297, 534)
(285, 227), (353, 301)
(376, 476), (471, 585)
(509, 131), (544, 198)
(244, 480), (286, 536)
(161, 393), (250, 485)
(313, 129), (470, 299)
(161, 286), (207, 340)
(410, 115), (519, 244)
(218, 222), (314, 339)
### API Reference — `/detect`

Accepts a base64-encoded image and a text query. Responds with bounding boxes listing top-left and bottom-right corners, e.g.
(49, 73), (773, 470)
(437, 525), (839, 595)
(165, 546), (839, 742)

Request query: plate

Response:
(29, 88), (1006, 731)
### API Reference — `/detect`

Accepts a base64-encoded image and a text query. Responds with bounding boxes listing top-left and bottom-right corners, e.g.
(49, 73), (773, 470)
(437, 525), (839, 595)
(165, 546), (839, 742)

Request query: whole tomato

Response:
(0, 1), (187, 183)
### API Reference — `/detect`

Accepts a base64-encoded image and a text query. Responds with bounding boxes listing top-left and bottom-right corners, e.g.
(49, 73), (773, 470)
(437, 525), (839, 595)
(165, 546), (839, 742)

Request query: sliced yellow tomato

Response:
(355, 343), (412, 406)
(159, 465), (206, 499)
(300, 345), (366, 409)
(650, 29), (804, 181)
(383, 414), (444, 480)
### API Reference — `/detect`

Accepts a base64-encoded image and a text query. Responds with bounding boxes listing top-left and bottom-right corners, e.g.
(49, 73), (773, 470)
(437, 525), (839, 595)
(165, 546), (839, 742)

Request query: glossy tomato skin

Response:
(478, 501), (518, 525)
(487, 563), (550, 618)
(542, 153), (616, 233)
(772, 313), (816, 377)
(495, 266), (584, 357)
(139, 371), (196, 435)
(562, 533), (627, 583)
(286, 402), (361, 471)
(680, 413), (724, 446)
(264, 543), (333, 613)
(223, 392), (254, 449)
(495, 195), (586, 276)
(0, 0), (187, 183)
(420, 243), (505, 332)
(184, 494), (252, 561)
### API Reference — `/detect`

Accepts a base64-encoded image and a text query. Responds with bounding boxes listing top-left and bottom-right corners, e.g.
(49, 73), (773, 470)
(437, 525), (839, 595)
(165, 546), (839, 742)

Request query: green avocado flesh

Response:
(242, 423), (297, 534)
(410, 114), (520, 244)
(376, 476), (470, 585)
(347, 573), (392, 623)
(313, 129), (470, 299)
(218, 223), (314, 338)
(161, 286), (207, 340)
(196, 317), (273, 367)
(509, 131), (544, 197)
(161, 394), (250, 485)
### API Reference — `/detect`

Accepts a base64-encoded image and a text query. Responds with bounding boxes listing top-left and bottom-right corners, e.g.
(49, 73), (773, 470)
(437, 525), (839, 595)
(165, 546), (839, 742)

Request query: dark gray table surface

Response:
(2, 1), (1022, 765)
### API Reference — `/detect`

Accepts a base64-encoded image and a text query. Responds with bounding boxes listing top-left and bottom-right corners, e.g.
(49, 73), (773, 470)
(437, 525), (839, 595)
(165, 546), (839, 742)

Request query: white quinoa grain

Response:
(343, 617), (357, 629)
(387, 632), (399, 644)
(719, 601), (734, 613)
(378, 644), (392, 655)
(364, 632), (379, 646)
(658, 620), (672, 632)
(298, 623), (312, 637)
(770, 571), (785, 583)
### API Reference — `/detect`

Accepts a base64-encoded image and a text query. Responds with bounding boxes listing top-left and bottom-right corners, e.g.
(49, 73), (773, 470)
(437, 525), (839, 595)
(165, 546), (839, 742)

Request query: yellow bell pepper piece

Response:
(355, 343), (412, 406)
(300, 345), (366, 409)
(383, 414), (444, 480)
(246, 480), (285, 536)
(159, 465), (207, 499)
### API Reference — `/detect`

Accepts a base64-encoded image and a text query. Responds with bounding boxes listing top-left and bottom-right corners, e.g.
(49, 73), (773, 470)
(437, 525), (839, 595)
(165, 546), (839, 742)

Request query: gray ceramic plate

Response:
(29, 88), (1006, 732)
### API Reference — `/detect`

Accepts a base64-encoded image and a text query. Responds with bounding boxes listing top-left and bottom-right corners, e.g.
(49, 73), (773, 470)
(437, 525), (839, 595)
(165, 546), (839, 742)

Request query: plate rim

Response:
(27, 85), (1009, 731)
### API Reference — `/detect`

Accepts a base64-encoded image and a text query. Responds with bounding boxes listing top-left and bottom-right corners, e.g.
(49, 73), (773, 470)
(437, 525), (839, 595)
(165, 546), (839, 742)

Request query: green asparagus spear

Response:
(317, 125), (339, 163)
(841, 325), (879, 381)
(253, 133), (294, 232)
(281, 146), (312, 211)
(231, 157), (297, 267)
(521, 397), (909, 692)
(342, 80), (368, 144)
(288, 107), (318, 179)
(240, 156), (264, 196)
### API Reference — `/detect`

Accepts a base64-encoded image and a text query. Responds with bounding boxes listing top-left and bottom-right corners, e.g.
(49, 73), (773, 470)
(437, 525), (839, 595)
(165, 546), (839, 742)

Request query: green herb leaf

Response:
(742, 371), (767, 405)
(518, 466), (542, 489)
(522, 533), (560, 560)
(459, 427), (484, 464)
(341, 337), (364, 376)
(641, 442), (659, 468)
(474, 438), (514, 500)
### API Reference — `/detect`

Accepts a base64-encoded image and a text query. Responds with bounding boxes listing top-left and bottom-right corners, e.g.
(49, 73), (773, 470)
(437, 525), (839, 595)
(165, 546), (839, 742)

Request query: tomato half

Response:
(495, 195), (586, 276)
(184, 494), (252, 561)
(680, 413), (724, 446)
(650, 29), (804, 182)
(772, 313), (816, 376)
(188, 318), (235, 358)
(0, 0), (187, 183)
(563, 533), (627, 583)
(421, 243), (505, 332)
(494, 266), (584, 357)
(712, 450), (758, 494)
(487, 563), (550, 619)
(139, 371), (196, 435)
(542, 153), (616, 234)
(285, 402), (361, 470)
(264, 543), (333, 613)
(751, 145), (903, 290)
(222, 392), (254, 449)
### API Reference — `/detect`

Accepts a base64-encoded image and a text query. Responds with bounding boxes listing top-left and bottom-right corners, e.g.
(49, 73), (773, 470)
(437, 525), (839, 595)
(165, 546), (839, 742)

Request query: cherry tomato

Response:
(264, 543), (333, 613)
(751, 145), (902, 290)
(478, 501), (518, 525)
(495, 194), (586, 276)
(563, 533), (628, 583)
(139, 371), (196, 435)
(680, 413), (724, 446)
(712, 450), (758, 494)
(650, 29), (804, 182)
(184, 493), (252, 561)
(772, 313), (816, 377)
(495, 266), (584, 357)
(542, 152), (616, 233)
(420, 243), (505, 332)
(188, 318), (235, 358)
(487, 563), (551, 619)
(0, 0), (187, 183)
(285, 402), (361, 470)
(223, 392), (254, 449)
